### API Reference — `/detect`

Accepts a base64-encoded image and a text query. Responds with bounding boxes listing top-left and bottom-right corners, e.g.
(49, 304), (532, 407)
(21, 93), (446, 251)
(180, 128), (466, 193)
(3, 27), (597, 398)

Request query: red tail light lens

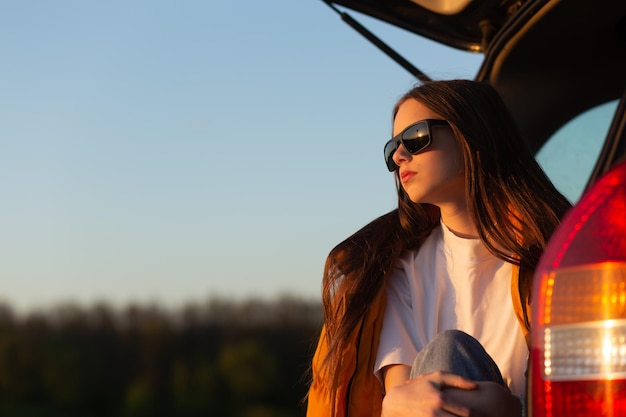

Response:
(531, 159), (626, 416)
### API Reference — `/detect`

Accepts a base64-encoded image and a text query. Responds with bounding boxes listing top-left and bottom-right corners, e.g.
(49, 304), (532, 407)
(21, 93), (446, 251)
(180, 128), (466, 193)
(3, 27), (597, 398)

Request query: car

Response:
(317, 0), (626, 414)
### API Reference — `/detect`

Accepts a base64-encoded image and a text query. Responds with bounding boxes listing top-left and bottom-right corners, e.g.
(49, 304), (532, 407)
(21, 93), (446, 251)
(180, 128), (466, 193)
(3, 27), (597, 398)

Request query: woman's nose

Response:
(392, 142), (410, 167)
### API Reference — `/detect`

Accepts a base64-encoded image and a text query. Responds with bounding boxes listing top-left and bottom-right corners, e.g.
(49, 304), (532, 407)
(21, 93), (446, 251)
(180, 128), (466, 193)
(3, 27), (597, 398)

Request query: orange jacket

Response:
(306, 264), (531, 417)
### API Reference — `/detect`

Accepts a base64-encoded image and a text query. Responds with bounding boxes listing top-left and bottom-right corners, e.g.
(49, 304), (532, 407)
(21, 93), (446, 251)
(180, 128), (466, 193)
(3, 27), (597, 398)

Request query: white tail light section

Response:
(531, 160), (626, 416)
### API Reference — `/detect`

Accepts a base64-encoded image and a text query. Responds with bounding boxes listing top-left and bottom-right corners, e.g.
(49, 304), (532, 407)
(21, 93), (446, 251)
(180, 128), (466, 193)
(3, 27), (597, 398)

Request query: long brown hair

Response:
(318, 79), (571, 392)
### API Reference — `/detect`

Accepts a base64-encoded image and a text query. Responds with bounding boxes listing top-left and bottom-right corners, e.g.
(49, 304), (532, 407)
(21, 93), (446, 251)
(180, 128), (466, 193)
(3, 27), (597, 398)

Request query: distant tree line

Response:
(0, 296), (322, 417)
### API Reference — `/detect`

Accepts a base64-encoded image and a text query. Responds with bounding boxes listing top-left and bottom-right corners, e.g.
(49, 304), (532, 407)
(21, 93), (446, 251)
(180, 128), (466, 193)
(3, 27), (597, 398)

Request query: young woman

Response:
(306, 79), (571, 417)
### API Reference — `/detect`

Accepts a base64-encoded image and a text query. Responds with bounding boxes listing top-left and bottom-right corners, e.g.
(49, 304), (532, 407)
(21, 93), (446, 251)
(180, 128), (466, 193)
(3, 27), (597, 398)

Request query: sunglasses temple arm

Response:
(322, 0), (432, 84)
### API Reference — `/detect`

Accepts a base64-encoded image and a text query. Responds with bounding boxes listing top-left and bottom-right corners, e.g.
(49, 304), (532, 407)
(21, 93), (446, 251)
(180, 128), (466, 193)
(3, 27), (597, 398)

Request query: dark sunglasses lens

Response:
(402, 122), (431, 154)
(384, 121), (439, 171)
(384, 140), (398, 171)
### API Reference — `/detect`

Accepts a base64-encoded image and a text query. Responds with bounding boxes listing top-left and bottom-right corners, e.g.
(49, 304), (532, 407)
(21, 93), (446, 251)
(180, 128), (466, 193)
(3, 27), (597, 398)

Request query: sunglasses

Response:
(383, 119), (450, 171)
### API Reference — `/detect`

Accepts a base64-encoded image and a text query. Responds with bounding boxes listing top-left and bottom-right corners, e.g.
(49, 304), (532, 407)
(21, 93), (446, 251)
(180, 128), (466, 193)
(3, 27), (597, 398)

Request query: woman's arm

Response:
(383, 364), (411, 391)
(382, 371), (522, 417)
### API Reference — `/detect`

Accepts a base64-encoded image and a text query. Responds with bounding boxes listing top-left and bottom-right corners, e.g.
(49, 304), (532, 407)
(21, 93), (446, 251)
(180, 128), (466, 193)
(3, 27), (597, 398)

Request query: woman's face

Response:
(392, 99), (465, 206)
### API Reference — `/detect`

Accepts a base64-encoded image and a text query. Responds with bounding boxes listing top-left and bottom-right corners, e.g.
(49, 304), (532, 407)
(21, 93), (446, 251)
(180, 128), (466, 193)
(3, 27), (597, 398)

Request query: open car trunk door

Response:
(323, 0), (626, 179)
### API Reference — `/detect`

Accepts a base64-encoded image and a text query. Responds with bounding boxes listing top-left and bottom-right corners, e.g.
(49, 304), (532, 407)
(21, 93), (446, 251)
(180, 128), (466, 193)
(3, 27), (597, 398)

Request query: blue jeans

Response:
(409, 329), (505, 386)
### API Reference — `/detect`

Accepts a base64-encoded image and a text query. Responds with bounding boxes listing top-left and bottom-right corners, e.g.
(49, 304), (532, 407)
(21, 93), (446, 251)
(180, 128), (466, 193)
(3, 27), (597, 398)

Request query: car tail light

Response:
(531, 159), (626, 416)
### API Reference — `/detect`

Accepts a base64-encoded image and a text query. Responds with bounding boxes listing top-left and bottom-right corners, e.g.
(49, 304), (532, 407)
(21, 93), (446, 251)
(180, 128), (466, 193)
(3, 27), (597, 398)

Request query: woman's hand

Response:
(381, 371), (522, 417)
(444, 380), (522, 417)
(382, 371), (476, 417)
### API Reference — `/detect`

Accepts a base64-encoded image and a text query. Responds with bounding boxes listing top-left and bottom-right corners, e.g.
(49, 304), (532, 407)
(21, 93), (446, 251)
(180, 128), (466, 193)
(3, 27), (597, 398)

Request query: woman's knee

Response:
(410, 329), (504, 385)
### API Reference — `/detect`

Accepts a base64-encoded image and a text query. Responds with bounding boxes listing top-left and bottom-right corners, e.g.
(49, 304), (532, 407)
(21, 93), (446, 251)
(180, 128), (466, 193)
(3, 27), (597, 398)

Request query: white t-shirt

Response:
(374, 221), (528, 396)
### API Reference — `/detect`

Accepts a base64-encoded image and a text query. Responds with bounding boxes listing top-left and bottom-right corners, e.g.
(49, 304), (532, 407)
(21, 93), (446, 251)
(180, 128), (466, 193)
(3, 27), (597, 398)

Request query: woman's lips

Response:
(400, 170), (416, 183)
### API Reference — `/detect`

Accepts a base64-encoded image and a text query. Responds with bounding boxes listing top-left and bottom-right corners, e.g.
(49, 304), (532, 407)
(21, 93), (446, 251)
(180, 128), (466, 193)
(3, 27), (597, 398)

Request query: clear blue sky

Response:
(0, 1), (606, 313)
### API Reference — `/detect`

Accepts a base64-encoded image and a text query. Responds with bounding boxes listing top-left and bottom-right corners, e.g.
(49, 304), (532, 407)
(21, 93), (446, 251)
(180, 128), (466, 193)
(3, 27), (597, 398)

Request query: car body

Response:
(318, 0), (626, 414)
